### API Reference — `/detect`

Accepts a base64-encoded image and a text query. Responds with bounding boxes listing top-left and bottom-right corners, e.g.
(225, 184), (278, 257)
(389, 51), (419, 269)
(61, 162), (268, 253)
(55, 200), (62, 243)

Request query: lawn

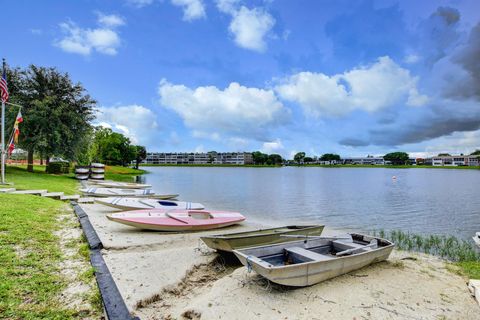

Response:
(104, 165), (146, 182)
(0, 194), (98, 319)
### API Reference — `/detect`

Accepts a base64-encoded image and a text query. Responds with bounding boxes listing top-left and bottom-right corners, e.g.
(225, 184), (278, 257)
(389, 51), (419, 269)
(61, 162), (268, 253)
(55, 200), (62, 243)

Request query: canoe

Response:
(80, 187), (178, 199)
(93, 181), (152, 189)
(91, 163), (105, 168)
(90, 174), (104, 180)
(473, 232), (480, 247)
(95, 197), (205, 210)
(201, 225), (325, 252)
(91, 168), (105, 174)
(233, 233), (394, 287)
(106, 209), (246, 231)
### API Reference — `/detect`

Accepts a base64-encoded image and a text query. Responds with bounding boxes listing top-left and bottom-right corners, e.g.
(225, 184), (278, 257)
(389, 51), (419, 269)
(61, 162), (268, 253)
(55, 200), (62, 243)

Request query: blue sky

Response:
(3, 0), (480, 158)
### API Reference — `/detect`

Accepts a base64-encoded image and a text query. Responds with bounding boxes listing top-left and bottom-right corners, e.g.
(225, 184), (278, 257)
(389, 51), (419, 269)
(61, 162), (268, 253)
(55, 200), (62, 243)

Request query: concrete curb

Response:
(71, 202), (139, 320)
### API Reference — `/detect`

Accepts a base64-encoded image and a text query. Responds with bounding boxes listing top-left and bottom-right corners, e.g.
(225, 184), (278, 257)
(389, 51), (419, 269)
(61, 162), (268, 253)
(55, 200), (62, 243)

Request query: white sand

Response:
(80, 203), (480, 319)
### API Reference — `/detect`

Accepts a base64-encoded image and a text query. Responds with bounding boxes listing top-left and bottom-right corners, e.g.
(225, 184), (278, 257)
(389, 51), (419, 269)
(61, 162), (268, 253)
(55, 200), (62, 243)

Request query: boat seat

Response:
(285, 247), (334, 263)
(332, 240), (365, 252)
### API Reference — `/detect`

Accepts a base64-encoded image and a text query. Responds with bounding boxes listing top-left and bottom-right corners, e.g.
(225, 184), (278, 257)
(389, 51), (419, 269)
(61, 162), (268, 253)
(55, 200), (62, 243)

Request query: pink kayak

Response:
(106, 209), (246, 231)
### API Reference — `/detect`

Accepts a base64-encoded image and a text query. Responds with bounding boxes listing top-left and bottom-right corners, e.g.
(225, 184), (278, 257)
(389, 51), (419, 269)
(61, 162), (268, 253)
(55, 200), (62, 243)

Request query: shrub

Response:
(46, 161), (70, 174)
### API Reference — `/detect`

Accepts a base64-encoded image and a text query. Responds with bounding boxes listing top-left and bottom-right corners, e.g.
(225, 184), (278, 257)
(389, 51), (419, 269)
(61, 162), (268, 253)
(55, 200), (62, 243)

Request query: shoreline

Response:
(140, 164), (480, 170)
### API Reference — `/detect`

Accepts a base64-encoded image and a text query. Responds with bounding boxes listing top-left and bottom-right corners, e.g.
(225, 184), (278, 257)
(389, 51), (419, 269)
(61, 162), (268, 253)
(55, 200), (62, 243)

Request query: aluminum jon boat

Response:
(233, 233), (394, 287)
(91, 181), (152, 189)
(106, 209), (246, 231)
(80, 187), (178, 199)
(201, 225), (325, 252)
(95, 197), (205, 211)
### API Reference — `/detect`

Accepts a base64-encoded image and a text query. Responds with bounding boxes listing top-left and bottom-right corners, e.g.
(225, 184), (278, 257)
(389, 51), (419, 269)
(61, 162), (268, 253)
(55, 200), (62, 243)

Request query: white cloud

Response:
(275, 56), (428, 117)
(95, 105), (159, 145)
(404, 54), (420, 64)
(97, 13), (125, 28)
(171, 0), (206, 21)
(126, 0), (154, 8)
(262, 138), (284, 154)
(216, 1), (275, 52)
(158, 79), (289, 140)
(55, 14), (125, 56)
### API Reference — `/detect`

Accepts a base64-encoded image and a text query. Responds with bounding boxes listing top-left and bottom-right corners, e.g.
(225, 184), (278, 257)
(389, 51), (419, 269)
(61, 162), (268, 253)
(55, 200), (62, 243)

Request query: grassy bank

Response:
(374, 230), (480, 279)
(105, 165), (146, 181)
(0, 194), (100, 318)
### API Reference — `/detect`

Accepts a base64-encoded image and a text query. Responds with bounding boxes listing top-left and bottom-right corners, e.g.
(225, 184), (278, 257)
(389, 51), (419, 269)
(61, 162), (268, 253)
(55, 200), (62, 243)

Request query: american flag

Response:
(0, 69), (8, 103)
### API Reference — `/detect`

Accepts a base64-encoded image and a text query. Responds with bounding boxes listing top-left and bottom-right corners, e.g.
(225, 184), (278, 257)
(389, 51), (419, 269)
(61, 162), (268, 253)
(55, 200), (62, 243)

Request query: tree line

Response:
(5, 64), (146, 171)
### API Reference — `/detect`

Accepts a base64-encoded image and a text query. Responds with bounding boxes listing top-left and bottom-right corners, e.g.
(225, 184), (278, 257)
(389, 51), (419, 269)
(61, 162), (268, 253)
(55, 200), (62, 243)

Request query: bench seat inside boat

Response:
(285, 247), (334, 263)
(332, 240), (366, 251)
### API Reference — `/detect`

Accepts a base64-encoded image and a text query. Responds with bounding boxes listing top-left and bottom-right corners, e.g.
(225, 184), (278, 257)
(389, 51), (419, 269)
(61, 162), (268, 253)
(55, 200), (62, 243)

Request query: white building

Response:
(424, 155), (479, 166)
(342, 157), (386, 165)
(143, 152), (253, 165)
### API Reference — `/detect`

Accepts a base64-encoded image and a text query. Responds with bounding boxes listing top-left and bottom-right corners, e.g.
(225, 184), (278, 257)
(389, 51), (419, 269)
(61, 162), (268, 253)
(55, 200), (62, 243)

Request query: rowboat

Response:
(201, 225), (325, 252)
(233, 233), (394, 287)
(93, 181), (152, 189)
(106, 209), (246, 231)
(473, 232), (480, 247)
(95, 197), (204, 210)
(80, 187), (178, 199)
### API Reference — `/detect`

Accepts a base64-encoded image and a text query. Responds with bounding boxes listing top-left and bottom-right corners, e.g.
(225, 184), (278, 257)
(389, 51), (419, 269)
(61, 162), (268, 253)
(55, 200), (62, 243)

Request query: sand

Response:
(79, 203), (480, 319)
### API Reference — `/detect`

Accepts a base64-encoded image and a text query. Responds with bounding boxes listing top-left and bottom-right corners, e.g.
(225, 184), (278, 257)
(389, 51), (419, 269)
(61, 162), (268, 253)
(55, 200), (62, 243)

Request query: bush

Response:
(46, 161), (70, 174)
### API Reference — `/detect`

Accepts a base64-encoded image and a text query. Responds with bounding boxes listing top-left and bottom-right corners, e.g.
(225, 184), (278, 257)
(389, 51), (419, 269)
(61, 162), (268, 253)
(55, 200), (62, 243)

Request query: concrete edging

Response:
(71, 202), (139, 320)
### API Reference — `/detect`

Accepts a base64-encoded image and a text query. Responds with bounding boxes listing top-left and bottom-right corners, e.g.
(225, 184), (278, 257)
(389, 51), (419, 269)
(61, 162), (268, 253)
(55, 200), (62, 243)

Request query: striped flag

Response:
(0, 69), (8, 103)
(8, 110), (23, 156)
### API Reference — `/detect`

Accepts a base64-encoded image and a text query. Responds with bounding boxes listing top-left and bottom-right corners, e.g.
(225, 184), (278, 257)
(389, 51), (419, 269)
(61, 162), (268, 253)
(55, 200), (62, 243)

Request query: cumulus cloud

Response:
(95, 105), (159, 146)
(262, 138), (284, 154)
(171, 0), (206, 21)
(158, 79), (290, 141)
(56, 13), (125, 56)
(276, 56), (428, 117)
(217, 1), (275, 52)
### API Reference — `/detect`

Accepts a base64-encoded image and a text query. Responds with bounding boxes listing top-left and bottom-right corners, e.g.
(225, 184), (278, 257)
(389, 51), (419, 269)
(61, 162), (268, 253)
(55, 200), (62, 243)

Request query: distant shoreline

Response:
(140, 164), (480, 169)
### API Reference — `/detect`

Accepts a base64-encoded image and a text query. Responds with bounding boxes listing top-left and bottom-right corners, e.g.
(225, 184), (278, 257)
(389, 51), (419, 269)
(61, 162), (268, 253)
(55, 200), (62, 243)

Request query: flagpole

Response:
(1, 58), (5, 184)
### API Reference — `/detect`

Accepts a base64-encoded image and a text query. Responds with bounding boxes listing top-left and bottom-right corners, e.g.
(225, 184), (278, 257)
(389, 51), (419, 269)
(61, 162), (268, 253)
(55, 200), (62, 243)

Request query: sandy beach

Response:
(80, 203), (480, 319)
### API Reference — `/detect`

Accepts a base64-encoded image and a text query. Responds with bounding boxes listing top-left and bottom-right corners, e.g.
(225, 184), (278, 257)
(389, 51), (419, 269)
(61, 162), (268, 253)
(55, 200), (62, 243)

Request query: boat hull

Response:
(201, 225), (325, 252)
(93, 182), (152, 189)
(234, 234), (394, 287)
(80, 187), (178, 199)
(96, 197), (205, 210)
(107, 209), (245, 231)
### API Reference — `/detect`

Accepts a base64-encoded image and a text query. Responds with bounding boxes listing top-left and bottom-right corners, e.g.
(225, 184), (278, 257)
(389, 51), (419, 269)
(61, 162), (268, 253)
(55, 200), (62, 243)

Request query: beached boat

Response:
(106, 209), (246, 231)
(473, 232), (480, 247)
(201, 225), (325, 252)
(92, 181), (152, 189)
(233, 233), (394, 287)
(91, 163), (105, 168)
(80, 187), (178, 199)
(95, 197), (204, 210)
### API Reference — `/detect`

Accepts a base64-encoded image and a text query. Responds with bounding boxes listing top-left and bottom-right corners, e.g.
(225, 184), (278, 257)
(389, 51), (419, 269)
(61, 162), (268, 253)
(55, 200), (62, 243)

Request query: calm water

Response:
(140, 167), (480, 239)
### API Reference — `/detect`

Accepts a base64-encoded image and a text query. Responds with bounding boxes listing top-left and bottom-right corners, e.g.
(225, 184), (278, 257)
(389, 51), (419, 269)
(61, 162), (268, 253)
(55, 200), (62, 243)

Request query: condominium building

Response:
(143, 152), (254, 165)
(342, 157), (386, 165)
(424, 155), (479, 166)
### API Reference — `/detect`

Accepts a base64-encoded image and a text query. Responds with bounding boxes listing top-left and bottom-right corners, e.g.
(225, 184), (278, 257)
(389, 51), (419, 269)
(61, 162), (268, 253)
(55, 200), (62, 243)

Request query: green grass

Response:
(373, 230), (480, 279)
(0, 194), (87, 318)
(2, 165), (79, 195)
(104, 165), (146, 182)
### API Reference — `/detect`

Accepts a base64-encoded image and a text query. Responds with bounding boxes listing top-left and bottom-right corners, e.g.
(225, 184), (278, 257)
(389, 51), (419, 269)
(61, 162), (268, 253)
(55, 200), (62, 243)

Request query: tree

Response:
(383, 152), (409, 165)
(320, 153), (341, 162)
(268, 154), (283, 165)
(471, 150), (480, 155)
(293, 152), (306, 164)
(304, 156), (314, 163)
(92, 127), (135, 166)
(6, 65), (95, 172)
(438, 153), (451, 156)
(134, 146), (147, 169)
(252, 151), (269, 165)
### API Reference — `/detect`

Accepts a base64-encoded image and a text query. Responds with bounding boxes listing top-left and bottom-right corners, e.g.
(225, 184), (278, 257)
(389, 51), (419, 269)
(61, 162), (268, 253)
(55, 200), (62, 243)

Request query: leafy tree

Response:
(438, 153), (451, 156)
(134, 146), (147, 169)
(470, 150), (480, 155)
(293, 152), (306, 163)
(304, 156), (314, 163)
(320, 153), (341, 161)
(252, 151), (269, 165)
(6, 65), (95, 172)
(268, 154), (283, 165)
(383, 152), (409, 165)
(92, 127), (135, 166)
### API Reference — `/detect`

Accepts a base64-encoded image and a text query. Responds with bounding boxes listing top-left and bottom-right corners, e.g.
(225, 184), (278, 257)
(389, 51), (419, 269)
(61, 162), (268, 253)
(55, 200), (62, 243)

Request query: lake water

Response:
(140, 166), (480, 239)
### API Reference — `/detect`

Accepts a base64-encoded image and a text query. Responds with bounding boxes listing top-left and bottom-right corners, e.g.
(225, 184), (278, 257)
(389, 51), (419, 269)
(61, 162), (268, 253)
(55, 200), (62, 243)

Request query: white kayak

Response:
(80, 187), (178, 199)
(92, 181), (152, 189)
(95, 197), (204, 211)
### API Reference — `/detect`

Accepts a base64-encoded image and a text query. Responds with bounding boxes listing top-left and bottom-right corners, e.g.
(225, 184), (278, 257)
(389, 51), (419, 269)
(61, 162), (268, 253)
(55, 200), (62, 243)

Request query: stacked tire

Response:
(75, 166), (90, 180)
(90, 163), (105, 180)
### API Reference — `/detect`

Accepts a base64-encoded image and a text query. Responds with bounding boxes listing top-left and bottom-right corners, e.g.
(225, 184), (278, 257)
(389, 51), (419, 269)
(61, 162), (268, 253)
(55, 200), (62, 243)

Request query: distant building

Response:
(143, 152), (253, 165)
(342, 157), (386, 165)
(424, 155), (479, 166)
